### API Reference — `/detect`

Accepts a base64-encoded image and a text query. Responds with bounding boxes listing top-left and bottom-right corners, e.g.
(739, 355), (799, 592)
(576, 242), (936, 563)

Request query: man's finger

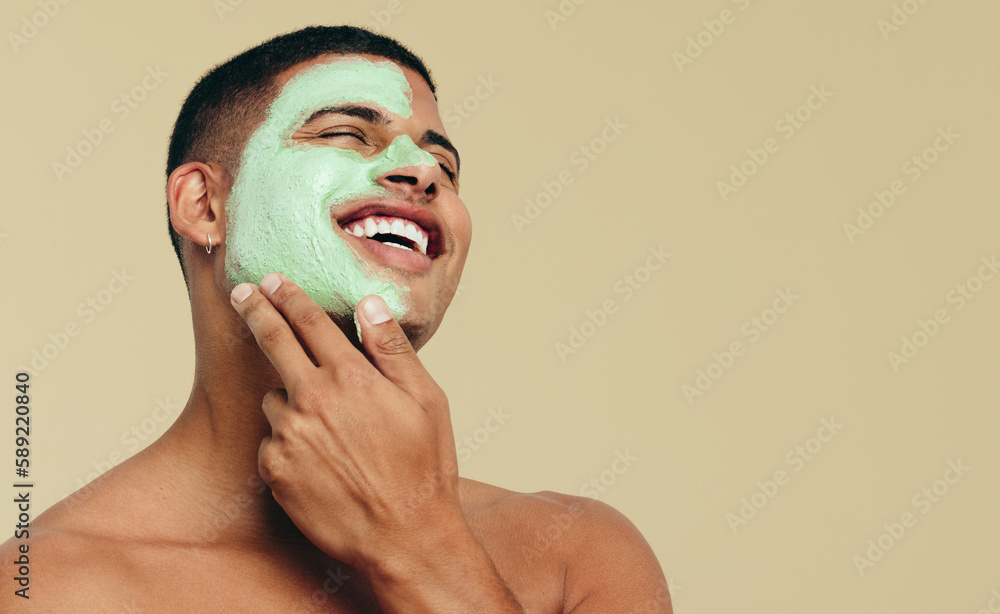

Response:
(261, 387), (289, 429)
(257, 434), (281, 486)
(356, 294), (446, 413)
(257, 273), (358, 369)
(357, 295), (457, 470)
(231, 282), (315, 389)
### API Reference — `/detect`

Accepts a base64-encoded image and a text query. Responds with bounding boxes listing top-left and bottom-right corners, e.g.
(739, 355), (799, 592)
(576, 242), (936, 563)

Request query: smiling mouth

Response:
(341, 215), (430, 255)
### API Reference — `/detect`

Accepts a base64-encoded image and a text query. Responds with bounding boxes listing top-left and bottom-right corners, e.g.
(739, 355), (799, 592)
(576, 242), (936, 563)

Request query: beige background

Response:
(2, 0), (998, 611)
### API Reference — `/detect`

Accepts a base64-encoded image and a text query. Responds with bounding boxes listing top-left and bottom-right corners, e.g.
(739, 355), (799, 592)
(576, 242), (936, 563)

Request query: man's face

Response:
(224, 54), (471, 348)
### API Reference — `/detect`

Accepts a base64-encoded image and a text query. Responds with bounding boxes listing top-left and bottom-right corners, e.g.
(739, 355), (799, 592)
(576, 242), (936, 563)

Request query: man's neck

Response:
(140, 274), (371, 550)
(142, 288), (309, 548)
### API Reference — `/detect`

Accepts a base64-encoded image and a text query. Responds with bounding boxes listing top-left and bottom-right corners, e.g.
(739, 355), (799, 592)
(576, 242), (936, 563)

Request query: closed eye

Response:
(439, 162), (457, 183)
(318, 131), (367, 144)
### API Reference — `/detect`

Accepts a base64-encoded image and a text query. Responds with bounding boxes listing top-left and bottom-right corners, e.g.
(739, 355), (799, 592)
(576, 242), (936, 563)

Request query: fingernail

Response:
(260, 273), (282, 295)
(362, 295), (392, 325)
(231, 284), (253, 304)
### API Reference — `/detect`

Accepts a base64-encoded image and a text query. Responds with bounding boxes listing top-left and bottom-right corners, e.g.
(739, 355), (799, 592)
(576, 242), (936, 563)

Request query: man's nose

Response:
(375, 136), (440, 200)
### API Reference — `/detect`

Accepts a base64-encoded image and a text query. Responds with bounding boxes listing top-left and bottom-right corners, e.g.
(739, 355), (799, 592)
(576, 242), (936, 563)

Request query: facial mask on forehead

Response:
(224, 58), (438, 319)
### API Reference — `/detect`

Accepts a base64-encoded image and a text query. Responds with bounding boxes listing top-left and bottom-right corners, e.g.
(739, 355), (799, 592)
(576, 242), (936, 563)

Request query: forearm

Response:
(361, 515), (524, 614)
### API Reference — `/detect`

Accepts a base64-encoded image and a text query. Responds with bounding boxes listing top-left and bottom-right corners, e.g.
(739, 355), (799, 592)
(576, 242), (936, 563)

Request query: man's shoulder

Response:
(459, 478), (671, 612)
(0, 526), (130, 611)
(463, 477), (638, 523)
(0, 462), (181, 609)
(459, 477), (656, 562)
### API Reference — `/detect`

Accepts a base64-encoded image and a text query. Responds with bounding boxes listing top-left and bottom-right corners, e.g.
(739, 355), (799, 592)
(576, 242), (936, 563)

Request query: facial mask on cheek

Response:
(224, 59), (436, 320)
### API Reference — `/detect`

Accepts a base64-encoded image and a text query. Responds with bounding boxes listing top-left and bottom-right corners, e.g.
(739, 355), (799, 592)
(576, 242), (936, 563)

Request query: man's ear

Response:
(167, 162), (232, 252)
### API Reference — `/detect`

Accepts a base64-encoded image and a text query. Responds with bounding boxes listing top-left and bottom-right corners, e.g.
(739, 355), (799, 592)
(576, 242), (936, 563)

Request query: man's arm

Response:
(231, 273), (523, 613)
(556, 495), (673, 614)
(231, 273), (672, 612)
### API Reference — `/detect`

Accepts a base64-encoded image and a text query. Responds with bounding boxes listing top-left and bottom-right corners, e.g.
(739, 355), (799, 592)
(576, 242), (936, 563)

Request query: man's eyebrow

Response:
(420, 130), (461, 174)
(301, 105), (460, 174)
(303, 104), (391, 126)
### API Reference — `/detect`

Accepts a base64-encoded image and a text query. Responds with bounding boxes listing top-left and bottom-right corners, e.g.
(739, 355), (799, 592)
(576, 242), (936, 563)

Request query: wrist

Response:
(363, 504), (474, 585)
(362, 509), (521, 613)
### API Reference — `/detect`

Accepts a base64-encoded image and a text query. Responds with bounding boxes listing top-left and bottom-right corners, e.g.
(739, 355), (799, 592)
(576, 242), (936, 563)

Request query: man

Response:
(2, 26), (671, 612)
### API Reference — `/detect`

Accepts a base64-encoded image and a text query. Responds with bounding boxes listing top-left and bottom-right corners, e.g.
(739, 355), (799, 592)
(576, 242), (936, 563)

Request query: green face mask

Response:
(224, 57), (438, 319)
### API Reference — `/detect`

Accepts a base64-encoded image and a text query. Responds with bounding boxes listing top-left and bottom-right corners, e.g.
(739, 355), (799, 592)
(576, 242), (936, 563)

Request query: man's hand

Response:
(230, 273), (522, 612)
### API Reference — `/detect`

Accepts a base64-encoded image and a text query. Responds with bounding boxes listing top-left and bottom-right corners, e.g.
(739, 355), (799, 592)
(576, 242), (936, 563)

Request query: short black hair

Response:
(165, 25), (437, 286)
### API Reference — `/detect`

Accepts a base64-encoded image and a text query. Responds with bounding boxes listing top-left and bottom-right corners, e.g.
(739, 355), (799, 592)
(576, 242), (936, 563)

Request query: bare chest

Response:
(108, 539), (561, 614)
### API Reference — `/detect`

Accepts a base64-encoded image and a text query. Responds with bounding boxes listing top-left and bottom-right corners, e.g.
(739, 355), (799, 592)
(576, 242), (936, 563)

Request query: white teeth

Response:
(404, 223), (428, 255)
(345, 215), (430, 255)
(384, 242), (413, 251)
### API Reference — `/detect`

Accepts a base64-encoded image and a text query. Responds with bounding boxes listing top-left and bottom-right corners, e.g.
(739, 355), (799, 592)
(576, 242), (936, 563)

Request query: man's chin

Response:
(325, 309), (435, 354)
(400, 320), (435, 353)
